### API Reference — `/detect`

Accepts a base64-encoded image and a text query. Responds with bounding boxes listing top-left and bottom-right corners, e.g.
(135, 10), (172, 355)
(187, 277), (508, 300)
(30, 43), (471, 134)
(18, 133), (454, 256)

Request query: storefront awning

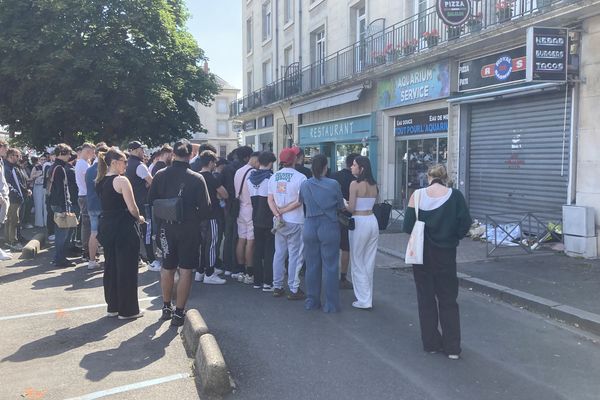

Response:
(447, 82), (564, 104)
(289, 85), (364, 115)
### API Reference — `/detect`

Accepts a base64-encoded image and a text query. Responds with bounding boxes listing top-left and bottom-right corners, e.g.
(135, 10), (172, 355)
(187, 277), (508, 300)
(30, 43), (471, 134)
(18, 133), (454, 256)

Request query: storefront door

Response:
(394, 136), (447, 208)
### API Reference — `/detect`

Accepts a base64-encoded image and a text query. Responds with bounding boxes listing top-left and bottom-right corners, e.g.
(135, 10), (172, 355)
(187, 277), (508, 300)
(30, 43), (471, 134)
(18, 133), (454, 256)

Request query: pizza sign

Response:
(436, 0), (472, 26)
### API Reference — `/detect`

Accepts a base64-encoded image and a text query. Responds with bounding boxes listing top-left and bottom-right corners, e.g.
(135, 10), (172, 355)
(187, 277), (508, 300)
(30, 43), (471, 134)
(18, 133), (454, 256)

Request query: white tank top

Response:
(419, 188), (452, 211)
(355, 197), (376, 211)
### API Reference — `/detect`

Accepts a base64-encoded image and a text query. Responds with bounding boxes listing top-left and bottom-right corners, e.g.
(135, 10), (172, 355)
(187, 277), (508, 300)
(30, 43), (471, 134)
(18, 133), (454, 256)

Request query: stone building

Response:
(234, 0), (600, 258)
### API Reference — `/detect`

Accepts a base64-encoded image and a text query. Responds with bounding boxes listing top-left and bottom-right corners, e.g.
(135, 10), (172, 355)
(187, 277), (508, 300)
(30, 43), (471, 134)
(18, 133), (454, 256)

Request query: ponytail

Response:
(95, 151), (108, 184)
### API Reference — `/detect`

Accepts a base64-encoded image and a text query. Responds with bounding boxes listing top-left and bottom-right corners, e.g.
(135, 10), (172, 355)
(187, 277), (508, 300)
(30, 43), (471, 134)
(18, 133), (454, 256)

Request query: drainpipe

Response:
(275, 0), (280, 80)
(567, 83), (579, 205)
(298, 0), (302, 66)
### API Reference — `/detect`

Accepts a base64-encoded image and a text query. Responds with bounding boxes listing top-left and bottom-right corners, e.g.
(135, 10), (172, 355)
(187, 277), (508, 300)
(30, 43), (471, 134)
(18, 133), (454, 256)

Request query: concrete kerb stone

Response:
(378, 245), (600, 337)
(181, 309), (209, 356)
(195, 334), (233, 396)
(181, 309), (233, 396)
(21, 232), (46, 259)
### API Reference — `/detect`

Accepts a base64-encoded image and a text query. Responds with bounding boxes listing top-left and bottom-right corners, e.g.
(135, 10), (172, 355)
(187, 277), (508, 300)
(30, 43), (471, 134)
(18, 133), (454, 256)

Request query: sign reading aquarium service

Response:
(377, 61), (451, 109)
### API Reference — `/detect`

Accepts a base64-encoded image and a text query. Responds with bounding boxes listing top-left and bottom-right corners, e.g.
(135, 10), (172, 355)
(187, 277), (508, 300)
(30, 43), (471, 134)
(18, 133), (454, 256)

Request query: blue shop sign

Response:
(395, 109), (448, 136)
(377, 61), (451, 109)
(299, 115), (372, 145)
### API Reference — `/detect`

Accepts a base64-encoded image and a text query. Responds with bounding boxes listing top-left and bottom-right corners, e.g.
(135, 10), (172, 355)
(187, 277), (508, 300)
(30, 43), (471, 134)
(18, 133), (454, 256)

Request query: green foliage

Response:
(0, 0), (220, 149)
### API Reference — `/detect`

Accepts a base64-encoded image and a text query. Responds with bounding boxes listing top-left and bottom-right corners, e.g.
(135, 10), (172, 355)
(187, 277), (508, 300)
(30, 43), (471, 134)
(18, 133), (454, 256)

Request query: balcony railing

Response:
(231, 0), (563, 117)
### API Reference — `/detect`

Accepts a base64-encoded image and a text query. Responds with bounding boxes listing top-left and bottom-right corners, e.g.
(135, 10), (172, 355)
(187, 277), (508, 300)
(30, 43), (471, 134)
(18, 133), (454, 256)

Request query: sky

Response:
(184, 0), (243, 92)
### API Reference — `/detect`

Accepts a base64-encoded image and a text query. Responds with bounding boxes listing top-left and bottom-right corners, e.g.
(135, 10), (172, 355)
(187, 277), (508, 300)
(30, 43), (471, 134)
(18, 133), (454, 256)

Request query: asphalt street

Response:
(1, 247), (599, 399)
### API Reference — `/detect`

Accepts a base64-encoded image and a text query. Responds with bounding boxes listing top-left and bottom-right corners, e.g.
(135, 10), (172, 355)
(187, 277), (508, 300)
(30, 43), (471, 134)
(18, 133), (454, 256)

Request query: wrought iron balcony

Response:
(230, 0), (563, 118)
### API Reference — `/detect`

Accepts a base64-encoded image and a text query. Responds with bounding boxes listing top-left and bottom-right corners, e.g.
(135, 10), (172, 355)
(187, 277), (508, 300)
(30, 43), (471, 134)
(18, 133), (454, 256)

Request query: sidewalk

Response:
(378, 228), (600, 336)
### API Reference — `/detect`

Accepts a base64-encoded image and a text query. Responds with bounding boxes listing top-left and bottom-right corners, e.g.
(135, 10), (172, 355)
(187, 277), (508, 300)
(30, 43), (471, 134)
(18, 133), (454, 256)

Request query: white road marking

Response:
(0, 296), (159, 321)
(63, 373), (191, 400)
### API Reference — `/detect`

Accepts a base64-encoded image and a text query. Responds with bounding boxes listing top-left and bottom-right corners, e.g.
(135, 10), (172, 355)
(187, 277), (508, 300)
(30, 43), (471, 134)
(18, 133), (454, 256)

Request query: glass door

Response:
(335, 143), (363, 173)
(395, 136), (447, 208)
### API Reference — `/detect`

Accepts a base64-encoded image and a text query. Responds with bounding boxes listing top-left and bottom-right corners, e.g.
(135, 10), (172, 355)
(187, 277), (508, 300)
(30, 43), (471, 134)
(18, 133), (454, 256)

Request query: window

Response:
(246, 17), (253, 53)
(262, 1), (272, 42)
(247, 70), (253, 94)
(217, 120), (229, 136)
(216, 98), (228, 114)
(283, 46), (293, 70)
(312, 28), (326, 85)
(414, 0), (428, 37)
(262, 59), (272, 86)
(284, 0), (293, 23)
(219, 145), (227, 158)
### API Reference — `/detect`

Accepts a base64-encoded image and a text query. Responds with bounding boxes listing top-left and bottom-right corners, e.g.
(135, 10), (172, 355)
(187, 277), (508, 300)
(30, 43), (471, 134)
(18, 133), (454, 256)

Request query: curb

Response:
(181, 309), (233, 396)
(378, 246), (600, 337)
(21, 232), (46, 259)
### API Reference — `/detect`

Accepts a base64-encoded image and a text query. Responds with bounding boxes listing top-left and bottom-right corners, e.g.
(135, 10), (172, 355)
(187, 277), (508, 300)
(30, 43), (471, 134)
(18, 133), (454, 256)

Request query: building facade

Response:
(235, 0), (600, 258)
(191, 65), (240, 158)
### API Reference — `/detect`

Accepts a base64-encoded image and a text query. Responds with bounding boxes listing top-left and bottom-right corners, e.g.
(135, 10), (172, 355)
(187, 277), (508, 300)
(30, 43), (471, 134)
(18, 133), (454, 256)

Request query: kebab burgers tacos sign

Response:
(437, 0), (472, 26)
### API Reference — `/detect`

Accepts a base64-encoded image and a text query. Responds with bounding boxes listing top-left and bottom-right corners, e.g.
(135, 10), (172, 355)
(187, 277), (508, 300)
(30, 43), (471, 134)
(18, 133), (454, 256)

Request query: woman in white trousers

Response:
(30, 160), (46, 227)
(347, 156), (379, 309)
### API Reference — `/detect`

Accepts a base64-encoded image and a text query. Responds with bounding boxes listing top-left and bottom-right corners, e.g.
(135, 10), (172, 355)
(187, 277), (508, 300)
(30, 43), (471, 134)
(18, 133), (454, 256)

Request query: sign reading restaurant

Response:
(298, 115), (372, 145)
(436, 0), (472, 26)
(526, 27), (568, 82)
(377, 61), (450, 109)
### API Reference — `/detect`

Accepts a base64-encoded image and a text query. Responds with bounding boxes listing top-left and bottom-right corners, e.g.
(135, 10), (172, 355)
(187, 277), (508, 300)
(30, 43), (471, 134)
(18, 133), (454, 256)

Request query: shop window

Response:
(219, 145), (227, 158)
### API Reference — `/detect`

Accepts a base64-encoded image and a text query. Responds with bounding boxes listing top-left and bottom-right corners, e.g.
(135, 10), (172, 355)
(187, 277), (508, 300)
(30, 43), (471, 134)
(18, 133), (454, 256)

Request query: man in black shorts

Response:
(148, 140), (211, 327)
(332, 153), (359, 289)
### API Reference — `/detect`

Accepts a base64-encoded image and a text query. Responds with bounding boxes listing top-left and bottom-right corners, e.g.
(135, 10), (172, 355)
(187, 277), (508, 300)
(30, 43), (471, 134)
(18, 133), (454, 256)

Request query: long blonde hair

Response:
(96, 147), (126, 183)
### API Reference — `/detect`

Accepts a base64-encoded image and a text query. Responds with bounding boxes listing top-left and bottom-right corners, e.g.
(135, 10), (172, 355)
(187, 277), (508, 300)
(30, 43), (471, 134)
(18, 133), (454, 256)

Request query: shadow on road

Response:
(79, 320), (179, 381)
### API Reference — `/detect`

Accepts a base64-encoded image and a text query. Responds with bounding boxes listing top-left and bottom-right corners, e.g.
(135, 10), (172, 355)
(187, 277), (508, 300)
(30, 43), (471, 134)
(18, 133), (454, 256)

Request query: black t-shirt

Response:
(332, 168), (355, 201)
(151, 161), (167, 176)
(200, 171), (222, 217)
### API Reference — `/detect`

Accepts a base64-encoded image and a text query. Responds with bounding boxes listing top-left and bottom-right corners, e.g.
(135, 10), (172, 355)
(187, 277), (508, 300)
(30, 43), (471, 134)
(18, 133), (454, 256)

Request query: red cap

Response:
(279, 148), (296, 166)
(291, 146), (302, 156)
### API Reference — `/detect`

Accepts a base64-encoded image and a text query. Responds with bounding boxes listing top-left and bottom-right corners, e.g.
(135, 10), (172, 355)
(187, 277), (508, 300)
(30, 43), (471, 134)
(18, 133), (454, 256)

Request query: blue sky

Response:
(184, 0), (242, 92)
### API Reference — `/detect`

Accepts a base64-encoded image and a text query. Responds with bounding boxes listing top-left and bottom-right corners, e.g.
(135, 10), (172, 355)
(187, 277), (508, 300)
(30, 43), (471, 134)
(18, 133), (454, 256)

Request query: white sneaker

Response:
(231, 272), (245, 281)
(195, 272), (204, 282)
(262, 284), (274, 292)
(148, 260), (162, 272)
(48, 235), (55, 242)
(224, 270), (232, 276)
(203, 274), (226, 285)
(118, 311), (144, 320)
(0, 249), (12, 261)
(243, 275), (254, 285)
(213, 268), (224, 275)
(138, 260), (148, 269)
(87, 260), (101, 270)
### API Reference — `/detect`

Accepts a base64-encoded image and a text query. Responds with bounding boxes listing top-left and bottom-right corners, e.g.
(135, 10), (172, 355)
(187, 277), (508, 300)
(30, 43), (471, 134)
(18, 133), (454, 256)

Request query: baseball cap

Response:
(291, 146), (303, 156)
(279, 148), (296, 166)
(128, 141), (143, 151)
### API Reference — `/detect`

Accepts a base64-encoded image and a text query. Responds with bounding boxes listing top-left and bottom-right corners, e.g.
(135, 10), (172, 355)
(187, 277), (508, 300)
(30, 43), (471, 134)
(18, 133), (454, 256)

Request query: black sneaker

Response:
(161, 306), (173, 320)
(170, 311), (185, 327)
(273, 288), (285, 297)
(287, 288), (306, 301)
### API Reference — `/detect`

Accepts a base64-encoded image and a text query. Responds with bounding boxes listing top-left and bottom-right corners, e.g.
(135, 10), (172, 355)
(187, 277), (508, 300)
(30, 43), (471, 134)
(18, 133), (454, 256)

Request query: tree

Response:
(0, 0), (220, 149)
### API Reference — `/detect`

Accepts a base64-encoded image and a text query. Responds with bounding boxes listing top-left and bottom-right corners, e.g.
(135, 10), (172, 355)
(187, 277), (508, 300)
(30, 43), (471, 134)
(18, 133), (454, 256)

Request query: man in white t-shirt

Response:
(75, 143), (94, 260)
(268, 147), (307, 300)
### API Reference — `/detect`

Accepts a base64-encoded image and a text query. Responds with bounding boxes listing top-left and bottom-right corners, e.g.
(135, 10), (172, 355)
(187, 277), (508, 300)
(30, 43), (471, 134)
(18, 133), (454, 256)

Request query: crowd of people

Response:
(0, 137), (471, 359)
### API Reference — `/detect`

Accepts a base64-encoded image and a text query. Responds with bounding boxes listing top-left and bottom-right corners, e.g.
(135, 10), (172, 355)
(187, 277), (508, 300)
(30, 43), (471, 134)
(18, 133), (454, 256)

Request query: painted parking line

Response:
(0, 296), (159, 322)
(63, 373), (191, 400)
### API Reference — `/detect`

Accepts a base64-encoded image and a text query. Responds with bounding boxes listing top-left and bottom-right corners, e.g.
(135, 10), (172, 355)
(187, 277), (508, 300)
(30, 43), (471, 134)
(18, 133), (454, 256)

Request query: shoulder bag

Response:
(53, 166), (79, 229)
(153, 183), (185, 223)
(229, 168), (252, 219)
(373, 201), (392, 230)
(405, 189), (424, 265)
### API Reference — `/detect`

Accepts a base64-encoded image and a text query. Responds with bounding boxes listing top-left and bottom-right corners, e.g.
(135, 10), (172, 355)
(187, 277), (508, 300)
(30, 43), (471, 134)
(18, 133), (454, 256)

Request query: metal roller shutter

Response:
(468, 90), (571, 219)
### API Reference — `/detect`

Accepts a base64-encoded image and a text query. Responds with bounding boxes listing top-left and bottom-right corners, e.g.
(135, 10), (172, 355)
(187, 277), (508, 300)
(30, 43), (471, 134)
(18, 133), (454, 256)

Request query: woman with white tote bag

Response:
(403, 164), (471, 360)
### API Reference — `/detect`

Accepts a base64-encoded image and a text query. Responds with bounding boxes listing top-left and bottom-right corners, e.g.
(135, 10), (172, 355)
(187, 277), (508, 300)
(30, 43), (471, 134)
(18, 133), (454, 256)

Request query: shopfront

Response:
(393, 109), (449, 207)
(377, 60), (451, 208)
(453, 37), (572, 219)
(298, 114), (376, 175)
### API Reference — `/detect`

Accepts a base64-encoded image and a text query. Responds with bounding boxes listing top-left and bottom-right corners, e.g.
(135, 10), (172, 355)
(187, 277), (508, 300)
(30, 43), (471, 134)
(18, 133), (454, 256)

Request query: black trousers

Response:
(223, 211), (238, 272)
(139, 220), (155, 263)
(199, 219), (218, 276)
(412, 242), (461, 355)
(46, 196), (55, 236)
(252, 226), (274, 287)
(103, 222), (140, 317)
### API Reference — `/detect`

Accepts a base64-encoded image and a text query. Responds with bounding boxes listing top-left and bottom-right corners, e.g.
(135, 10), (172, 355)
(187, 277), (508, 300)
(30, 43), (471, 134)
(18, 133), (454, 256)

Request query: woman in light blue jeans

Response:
(300, 154), (344, 312)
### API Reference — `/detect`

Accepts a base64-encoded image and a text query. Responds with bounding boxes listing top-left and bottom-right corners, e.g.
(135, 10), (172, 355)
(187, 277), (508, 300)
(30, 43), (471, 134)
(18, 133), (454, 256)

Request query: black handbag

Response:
(229, 168), (252, 219)
(373, 202), (392, 230)
(337, 209), (355, 231)
(153, 184), (184, 223)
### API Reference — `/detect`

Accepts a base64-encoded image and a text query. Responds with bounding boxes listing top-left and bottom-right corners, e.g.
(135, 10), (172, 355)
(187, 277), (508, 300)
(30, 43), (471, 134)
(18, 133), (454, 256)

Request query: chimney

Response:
(203, 61), (209, 73)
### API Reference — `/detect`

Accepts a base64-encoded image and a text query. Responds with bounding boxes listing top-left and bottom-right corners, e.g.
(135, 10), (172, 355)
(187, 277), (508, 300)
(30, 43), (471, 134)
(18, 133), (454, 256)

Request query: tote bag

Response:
(405, 189), (424, 265)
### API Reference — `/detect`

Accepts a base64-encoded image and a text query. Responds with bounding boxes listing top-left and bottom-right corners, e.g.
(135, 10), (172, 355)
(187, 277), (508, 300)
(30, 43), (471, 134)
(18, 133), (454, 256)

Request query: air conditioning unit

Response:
(562, 205), (597, 259)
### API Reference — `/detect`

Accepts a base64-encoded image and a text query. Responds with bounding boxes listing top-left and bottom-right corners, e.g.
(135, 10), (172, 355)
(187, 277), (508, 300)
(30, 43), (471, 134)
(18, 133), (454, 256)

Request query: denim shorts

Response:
(89, 210), (101, 233)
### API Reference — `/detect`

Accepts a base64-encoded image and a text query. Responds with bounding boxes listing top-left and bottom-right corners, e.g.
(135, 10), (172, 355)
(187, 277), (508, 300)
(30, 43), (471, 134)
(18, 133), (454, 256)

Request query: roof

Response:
(214, 74), (238, 92)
